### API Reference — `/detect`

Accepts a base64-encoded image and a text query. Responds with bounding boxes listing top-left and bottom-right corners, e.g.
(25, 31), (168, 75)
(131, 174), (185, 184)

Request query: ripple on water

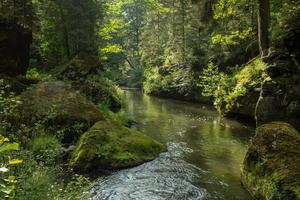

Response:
(91, 142), (211, 200)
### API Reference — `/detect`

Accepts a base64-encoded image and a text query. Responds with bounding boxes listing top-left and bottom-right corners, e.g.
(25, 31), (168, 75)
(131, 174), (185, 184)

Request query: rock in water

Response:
(70, 120), (165, 171)
(19, 81), (102, 142)
(0, 21), (32, 76)
(241, 122), (300, 200)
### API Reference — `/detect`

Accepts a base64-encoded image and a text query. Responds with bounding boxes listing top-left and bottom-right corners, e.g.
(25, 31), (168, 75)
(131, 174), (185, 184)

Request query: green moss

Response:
(20, 81), (102, 123)
(103, 111), (135, 127)
(19, 81), (102, 142)
(226, 59), (265, 110)
(70, 120), (165, 170)
(242, 122), (300, 200)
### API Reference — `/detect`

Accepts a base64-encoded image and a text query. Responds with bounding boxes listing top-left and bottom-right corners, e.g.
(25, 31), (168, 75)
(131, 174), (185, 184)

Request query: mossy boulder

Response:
(19, 81), (102, 141)
(52, 54), (121, 111)
(53, 53), (102, 80)
(77, 75), (122, 112)
(241, 122), (300, 200)
(70, 120), (165, 170)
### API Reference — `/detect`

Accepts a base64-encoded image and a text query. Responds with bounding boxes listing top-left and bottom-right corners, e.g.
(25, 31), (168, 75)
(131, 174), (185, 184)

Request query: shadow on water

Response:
(91, 90), (254, 200)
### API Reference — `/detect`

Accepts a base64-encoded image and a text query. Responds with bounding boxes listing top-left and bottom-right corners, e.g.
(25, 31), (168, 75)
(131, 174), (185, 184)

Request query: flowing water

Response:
(91, 89), (254, 200)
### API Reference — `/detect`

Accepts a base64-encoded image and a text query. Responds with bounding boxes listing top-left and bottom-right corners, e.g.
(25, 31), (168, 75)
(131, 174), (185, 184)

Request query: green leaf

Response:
(9, 159), (23, 165)
(0, 143), (20, 154)
(0, 137), (9, 145)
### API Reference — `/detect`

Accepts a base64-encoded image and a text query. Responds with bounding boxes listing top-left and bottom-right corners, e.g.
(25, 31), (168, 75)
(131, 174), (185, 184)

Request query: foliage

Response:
(0, 0), (33, 28)
(32, 0), (103, 66)
(0, 135), (22, 199)
(15, 157), (92, 200)
(270, 0), (300, 43)
(30, 136), (62, 165)
(212, 0), (255, 47)
(199, 59), (266, 113)
(55, 174), (91, 200)
(26, 68), (53, 82)
(0, 79), (92, 199)
(198, 62), (226, 98)
(15, 167), (57, 200)
(143, 66), (195, 98)
(0, 80), (22, 139)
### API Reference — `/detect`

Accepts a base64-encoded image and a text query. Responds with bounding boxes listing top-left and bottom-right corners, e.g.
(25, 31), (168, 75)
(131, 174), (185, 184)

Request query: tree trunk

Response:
(57, 0), (70, 58)
(257, 0), (270, 57)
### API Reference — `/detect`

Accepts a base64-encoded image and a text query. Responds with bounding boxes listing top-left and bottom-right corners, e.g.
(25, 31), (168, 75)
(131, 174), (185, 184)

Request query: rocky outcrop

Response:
(54, 53), (102, 81)
(53, 54), (121, 111)
(225, 88), (261, 119)
(19, 81), (102, 142)
(0, 20), (32, 76)
(241, 122), (300, 200)
(255, 50), (300, 131)
(70, 120), (165, 170)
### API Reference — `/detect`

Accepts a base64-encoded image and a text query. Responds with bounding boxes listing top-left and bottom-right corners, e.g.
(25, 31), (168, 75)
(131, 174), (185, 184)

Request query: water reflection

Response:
(92, 90), (254, 200)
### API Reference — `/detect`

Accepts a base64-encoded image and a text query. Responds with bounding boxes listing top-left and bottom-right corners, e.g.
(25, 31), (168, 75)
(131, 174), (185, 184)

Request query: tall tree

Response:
(257, 0), (270, 57)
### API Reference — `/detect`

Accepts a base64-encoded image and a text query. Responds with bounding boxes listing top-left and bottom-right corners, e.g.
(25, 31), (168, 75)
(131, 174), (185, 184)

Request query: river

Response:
(91, 89), (254, 200)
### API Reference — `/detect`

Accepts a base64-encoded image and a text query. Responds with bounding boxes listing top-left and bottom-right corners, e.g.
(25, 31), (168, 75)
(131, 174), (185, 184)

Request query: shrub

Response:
(0, 79), (22, 137)
(15, 156), (91, 200)
(15, 167), (58, 200)
(26, 68), (53, 81)
(199, 59), (266, 113)
(54, 174), (92, 200)
(0, 135), (22, 199)
(143, 66), (195, 97)
(143, 67), (162, 94)
(30, 136), (62, 164)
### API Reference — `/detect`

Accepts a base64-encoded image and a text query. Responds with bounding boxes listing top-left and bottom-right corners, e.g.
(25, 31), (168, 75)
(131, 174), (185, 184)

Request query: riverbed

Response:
(91, 89), (254, 200)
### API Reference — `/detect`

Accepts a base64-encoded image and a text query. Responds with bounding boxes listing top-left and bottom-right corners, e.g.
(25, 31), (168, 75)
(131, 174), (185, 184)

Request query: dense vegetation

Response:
(0, 0), (299, 199)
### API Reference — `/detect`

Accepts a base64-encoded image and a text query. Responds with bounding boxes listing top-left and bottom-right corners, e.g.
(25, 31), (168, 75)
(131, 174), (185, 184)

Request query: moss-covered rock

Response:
(78, 75), (122, 112)
(52, 54), (121, 111)
(19, 81), (102, 141)
(53, 53), (102, 80)
(241, 122), (300, 200)
(70, 120), (165, 170)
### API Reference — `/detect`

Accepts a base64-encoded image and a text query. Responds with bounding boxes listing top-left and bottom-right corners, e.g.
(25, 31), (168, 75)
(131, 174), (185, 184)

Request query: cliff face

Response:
(0, 20), (32, 77)
(255, 49), (300, 132)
